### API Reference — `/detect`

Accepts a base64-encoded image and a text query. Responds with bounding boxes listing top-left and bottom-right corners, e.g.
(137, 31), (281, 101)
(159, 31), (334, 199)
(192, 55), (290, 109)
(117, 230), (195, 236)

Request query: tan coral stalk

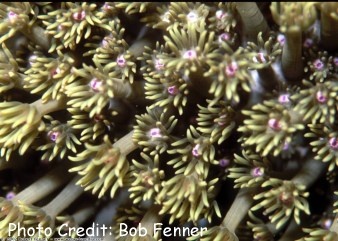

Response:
(236, 2), (270, 42)
(278, 220), (302, 241)
(12, 163), (72, 205)
(42, 176), (83, 219)
(222, 188), (255, 235)
(20, 24), (51, 51)
(281, 28), (303, 82)
(32, 98), (67, 117)
(119, 205), (162, 241)
(319, 3), (338, 51)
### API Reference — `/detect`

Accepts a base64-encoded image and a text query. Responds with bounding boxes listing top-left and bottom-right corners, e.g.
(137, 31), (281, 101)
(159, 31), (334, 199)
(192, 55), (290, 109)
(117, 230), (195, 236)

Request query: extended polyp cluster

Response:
(0, 2), (338, 241)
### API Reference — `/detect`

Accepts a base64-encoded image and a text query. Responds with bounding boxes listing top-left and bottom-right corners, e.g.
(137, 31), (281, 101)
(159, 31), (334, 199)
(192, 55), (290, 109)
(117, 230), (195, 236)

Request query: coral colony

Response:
(1, 2), (338, 241)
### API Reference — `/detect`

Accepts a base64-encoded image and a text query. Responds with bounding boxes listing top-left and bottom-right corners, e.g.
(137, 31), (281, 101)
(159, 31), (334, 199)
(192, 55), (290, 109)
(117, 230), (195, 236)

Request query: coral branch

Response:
(281, 29), (303, 82)
(236, 2), (270, 42)
(292, 158), (326, 188)
(20, 23), (51, 51)
(319, 3), (338, 51)
(32, 98), (67, 117)
(222, 188), (254, 233)
(12, 163), (72, 205)
(43, 176), (83, 218)
(114, 130), (137, 154)
(278, 220), (302, 241)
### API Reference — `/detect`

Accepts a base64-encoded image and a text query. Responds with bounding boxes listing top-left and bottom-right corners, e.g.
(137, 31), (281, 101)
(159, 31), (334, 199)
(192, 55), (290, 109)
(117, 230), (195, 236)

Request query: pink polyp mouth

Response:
(218, 33), (230, 42)
(72, 10), (86, 21)
(154, 59), (165, 70)
(333, 57), (338, 66)
(278, 94), (290, 104)
(320, 218), (333, 230)
(313, 59), (324, 71)
(268, 118), (282, 131)
(187, 12), (198, 22)
(102, 39), (109, 48)
(216, 10), (228, 20)
(303, 38), (313, 48)
(6, 191), (16, 200)
(329, 137), (338, 150)
(219, 158), (230, 167)
(225, 62), (238, 77)
(192, 144), (200, 157)
(102, 3), (112, 11)
(277, 34), (285, 46)
(183, 50), (197, 60)
(48, 131), (60, 142)
(316, 91), (327, 103)
(253, 52), (267, 63)
(251, 167), (264, 177)
(51, 67), (61, 78)
(167, 85), (178, 95)
(117, 55), (127, 67)
(7, 11), (18, 24)
(89, 78), (103, 92)
(149, 128), (162, 138)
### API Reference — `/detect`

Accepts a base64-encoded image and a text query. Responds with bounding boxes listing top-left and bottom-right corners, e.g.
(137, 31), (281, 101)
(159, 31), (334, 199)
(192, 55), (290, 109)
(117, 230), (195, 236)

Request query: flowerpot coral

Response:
(0, 2), (338, 241)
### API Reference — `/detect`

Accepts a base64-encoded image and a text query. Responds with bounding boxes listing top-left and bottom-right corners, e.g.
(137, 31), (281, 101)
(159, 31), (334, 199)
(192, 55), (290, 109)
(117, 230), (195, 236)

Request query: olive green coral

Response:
(23, 53), (75, 102)
(157, 172), (220, 224)
(251, 178), (310, 229)
(129, 152), (164, 204)
(305, 124), (338, 172)
(69, 134), (134, 198)
(1, 2), (338, 241)
(39, 2), (109, 52)
(197, 99), (236, 144)
(291, 79), (338, 124)
(239, 99), (304, 156)
(0, 43), (22, 93)
(228, 150), (270, 188)
(133, 107), (177, 155)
